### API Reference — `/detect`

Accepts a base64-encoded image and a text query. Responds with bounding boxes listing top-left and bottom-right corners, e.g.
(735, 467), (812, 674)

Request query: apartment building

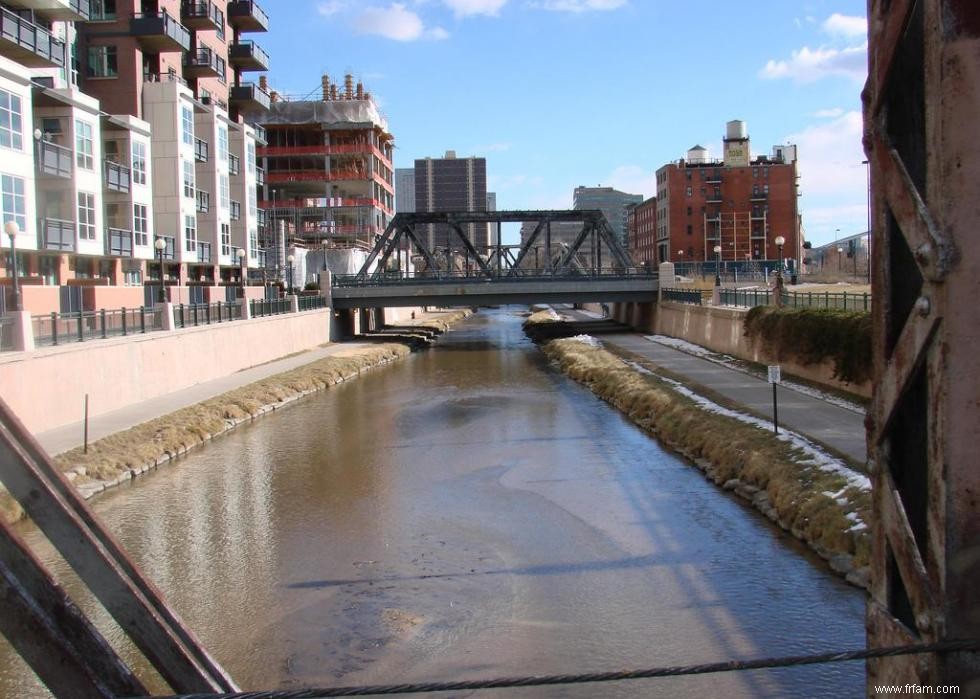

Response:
(654, 120), (801, 267)
(626, 196), (657, 267)
(573, 186), (642, 247)
(0, 0), (270, 314)
(414, 151), (489, 251)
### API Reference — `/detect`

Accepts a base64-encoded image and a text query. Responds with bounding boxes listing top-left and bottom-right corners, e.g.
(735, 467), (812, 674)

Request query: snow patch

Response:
(566, 334), (602, 347)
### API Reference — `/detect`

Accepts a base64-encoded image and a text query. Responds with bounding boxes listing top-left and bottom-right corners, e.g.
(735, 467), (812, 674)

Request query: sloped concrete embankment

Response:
(523, 311), (871, 588)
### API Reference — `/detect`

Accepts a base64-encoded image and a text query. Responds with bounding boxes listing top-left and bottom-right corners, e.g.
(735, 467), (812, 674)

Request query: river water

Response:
(1, 308), (866, 697)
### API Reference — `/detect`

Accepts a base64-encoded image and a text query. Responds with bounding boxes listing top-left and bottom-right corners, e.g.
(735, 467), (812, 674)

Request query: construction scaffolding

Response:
(253, 74), (395, 254)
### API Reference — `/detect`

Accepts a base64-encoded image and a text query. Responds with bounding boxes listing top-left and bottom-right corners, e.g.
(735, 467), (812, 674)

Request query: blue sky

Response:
(264, 1), (869, 246)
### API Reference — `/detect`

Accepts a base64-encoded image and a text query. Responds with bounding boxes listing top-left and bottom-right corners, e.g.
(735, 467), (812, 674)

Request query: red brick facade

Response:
(627, 196), (657, 266)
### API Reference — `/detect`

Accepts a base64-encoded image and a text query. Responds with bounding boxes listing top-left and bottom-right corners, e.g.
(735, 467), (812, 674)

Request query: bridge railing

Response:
(333, 268), (658, 288)
(660, 288), (703, 305)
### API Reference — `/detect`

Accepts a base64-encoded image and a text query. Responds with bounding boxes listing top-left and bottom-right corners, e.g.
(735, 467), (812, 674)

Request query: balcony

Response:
(40, 218), (75, 252)
(228, 40), (269, 71)
(196, 190), (210, 213)
(227, 0), (268, 32)
(750, 191), (768, 202)
(105, 227), (133, 257)
(229, 200), (241, 220)
(105, 160), (131, 193)
(229, 82), (270, 113)
(255, 165), (264, 186)
(197, 240), (212, 263)
(256, 208), (266, 227)
(37, 140), (72, 178)
(181, 0), (222, 31)
(130, 11), (191, 53)
(21, 0), (91, 21)
(194, 137), (209, 163)
(228, 152), (240, 175)
(250, 123), (266, 144)
(0, 6), (66, 68)
(184, 46), (224, 79)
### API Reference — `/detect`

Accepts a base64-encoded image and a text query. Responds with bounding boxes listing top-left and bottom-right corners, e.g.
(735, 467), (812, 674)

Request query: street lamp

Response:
(154, 236), (167, 303)
(321, 239), (328, 273)
(713, 244), (722, 287)
(286, 254), (295, 295)
(5, 221), (22, 312)
(837, 245), (843, 273)
(774, 235), (785, 281)
(237, 247), (247, 298)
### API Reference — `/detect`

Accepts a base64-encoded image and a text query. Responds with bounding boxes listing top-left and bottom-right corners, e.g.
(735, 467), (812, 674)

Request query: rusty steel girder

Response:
(864, 0), (980, 692)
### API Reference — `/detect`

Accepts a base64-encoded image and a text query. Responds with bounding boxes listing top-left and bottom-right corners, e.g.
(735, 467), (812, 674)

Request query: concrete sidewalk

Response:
(559, 310), (868, 464)
(34, 340), (373, 456)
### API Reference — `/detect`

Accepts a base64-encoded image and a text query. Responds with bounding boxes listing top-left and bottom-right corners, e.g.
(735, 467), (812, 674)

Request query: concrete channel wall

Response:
(1, 310), (333, 435)
(608, 300), (871, 398)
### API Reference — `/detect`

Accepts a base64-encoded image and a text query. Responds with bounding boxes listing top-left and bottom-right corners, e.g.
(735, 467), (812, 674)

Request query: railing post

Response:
(100, 309), (106, 339)
(205, 303), (211, 325)
(864, 292), (869, 311)
(192, 304), (198, 327)
(76, 312), (83, 343)
(217, 302), (222, 323)
(51, 312), (58, 346)
(140, 306), (146, 334)
(122, 307), (128, 336)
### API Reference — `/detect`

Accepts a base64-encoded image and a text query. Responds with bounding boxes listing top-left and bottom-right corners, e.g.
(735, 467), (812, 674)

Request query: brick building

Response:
(626, 196), (657, 267)
(654, 120), (800, 269)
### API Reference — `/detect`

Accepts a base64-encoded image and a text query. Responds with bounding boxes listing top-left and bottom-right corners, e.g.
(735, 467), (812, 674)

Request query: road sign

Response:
(768, 365), (781, 384)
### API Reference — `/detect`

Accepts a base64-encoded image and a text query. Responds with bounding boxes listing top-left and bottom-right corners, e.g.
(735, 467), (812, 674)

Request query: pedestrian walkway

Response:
(559, 310), (868, 465)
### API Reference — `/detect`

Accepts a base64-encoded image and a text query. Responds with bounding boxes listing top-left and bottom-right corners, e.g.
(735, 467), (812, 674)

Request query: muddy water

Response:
(1, 309), (865, 697)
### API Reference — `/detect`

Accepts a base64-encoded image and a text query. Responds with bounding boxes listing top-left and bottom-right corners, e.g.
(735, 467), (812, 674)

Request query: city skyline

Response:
(263, 0), (869, 247)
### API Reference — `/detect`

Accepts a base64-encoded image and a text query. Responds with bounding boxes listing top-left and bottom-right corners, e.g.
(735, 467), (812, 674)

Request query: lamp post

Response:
(713, 244), (722, 287)
(154, 236), (167, 303)
(321, 239), (328, 273)
(774, 235), (785, 281)
(5, 221), (22, 312)
(837, 245), (843, 273)
(237, 247), (246, 298)
(286, 254), (294, 295)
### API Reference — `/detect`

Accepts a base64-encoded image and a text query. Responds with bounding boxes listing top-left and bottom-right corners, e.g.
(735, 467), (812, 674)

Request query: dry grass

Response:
(0, 343), (412, 524)
(541, 338), (871, 576)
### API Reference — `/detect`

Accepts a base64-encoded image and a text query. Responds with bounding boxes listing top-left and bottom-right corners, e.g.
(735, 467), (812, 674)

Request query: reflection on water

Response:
(0, 308), (866, 698)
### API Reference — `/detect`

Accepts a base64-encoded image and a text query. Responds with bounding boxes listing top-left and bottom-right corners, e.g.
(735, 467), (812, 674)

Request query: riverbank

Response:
(524, 311), (871, 588)
(1, 309), (472, 525)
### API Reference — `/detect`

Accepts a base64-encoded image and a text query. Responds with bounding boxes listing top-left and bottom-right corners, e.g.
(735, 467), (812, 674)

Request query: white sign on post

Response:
(768, 365), (781, 384)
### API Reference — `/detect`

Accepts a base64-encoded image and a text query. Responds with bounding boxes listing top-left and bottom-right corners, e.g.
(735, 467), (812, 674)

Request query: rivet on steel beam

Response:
(915, 296), (931, 316)
(914, 243), (932, 265)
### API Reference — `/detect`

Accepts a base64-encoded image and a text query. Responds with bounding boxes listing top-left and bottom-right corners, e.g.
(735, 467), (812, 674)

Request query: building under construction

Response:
(253, 74), (395, 271)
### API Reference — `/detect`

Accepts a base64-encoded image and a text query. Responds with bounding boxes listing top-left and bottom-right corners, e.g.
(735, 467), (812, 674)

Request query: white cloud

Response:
(813, 107), (844, 118)
(531, 0), (628, 12)
(784, 112), (869, 244)
(823, 13), (867, 38)
(317, 0), (348, 16)
(442, 0), (508, 17)
(605, 165), (654, 200)
(473, 142), (513, 153)
(352, 3), (449, 41)
(760, 43), (867, 83)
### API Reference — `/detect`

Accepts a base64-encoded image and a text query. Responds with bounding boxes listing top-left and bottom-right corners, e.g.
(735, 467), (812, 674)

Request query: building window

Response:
(763, 184), (769, 194)
(133, 204), (148, 246)
(686, 206), (692, 216)
(221, 223), (230, 256)
(752, 185), (758, 195)
(249, 229), (258, 258)
(685, 186), (692, 197)
(1, 174), (26, 231)
(77, 192), (96, 240)
(218, 125), (228, 163)
(0, 90), (23, 151)
(132, 141), (147, 185)
(90, 0), (116, 20)
(183, 160), (195, 198)
(184, 215), (197, 252)
(215, 8), (225, 40)
(75, 120), (94, 170)
(220, 173), (229, 209)
(686, 224), (693, 235)
(248, 187), (257, 217)
(86, 46), (118, 77)
(247, 141), (255, 174)
(181, 106), (193, 146)
(753, 168), (758, 178)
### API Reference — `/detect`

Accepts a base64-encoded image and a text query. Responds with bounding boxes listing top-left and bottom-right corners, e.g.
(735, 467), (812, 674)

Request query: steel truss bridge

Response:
(329, 210), (659, 309)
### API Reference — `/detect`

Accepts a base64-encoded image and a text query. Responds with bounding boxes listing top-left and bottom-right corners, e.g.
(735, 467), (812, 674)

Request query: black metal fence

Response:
(32, 307), (164, 347)
(718, 288), (774, 308)
(297, 295), (327, 311)
(782, 290), (871, 311)
(249, 298), (292, 317)
(172, 302), (243, 328)
(660, 288), (703, 305)
(0, 315), (15, 351)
